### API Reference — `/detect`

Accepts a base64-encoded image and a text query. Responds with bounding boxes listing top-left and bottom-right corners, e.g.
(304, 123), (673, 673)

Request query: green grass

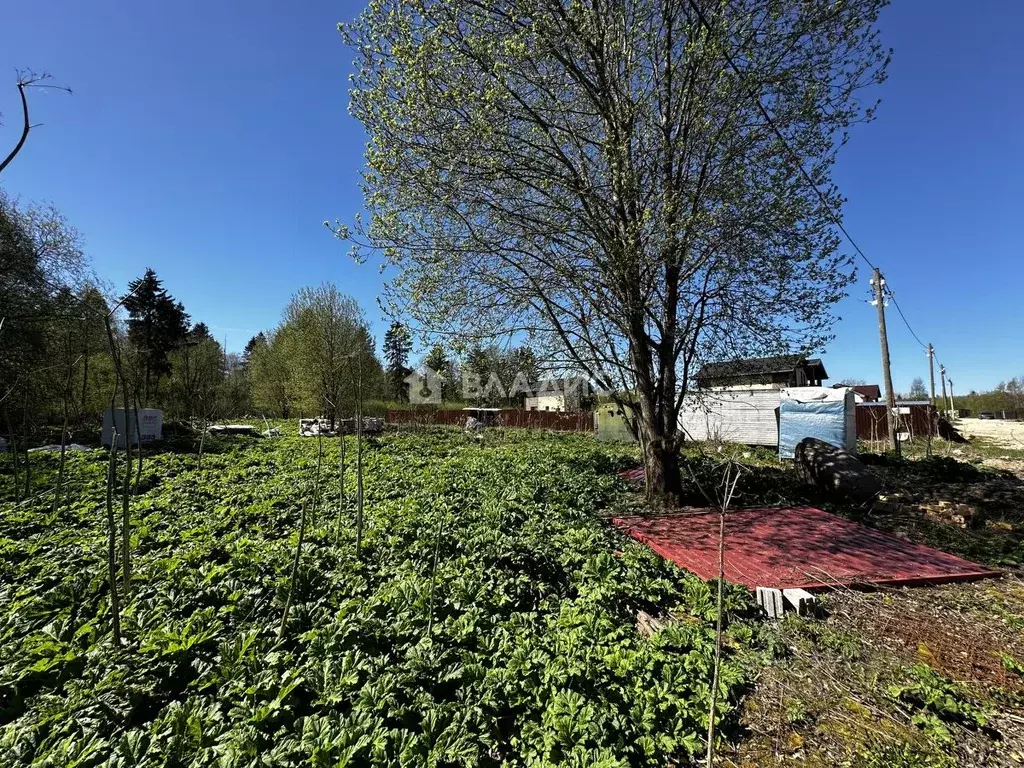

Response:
(892, 435), (1024, 461)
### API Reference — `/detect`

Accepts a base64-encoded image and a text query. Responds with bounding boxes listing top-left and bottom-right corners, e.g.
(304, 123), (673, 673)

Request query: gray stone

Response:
(28, 443), (92, 453)
(794, 437), (883, 503)
(207, 424), (258, 436)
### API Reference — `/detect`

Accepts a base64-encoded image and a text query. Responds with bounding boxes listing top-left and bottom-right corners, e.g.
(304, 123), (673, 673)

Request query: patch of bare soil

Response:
(984, 457), (1024, 479)
(958, 419), (1024, 452)
(860, 454), (1024, 570)
(728, 578), (1024, 767)
(836, 582), (1024, 693)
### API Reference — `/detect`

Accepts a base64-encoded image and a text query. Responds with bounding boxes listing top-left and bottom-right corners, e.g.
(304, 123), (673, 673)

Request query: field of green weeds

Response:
(1, 428), (762, 767)
(5, 426), (1022, 767)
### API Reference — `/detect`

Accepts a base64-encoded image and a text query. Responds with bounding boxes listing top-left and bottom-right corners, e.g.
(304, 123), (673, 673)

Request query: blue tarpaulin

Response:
(779, 388), (855, 459)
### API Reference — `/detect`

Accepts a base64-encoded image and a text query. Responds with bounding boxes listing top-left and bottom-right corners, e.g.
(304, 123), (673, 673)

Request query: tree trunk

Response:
(133, 388), (144, 495)
(629, 335), (684, 504)
(4, 407), (20, 503)
(326, 395), (336, 431)
(53, 389), (70, 514)
(119, 381), (133, 595)
(21, 389), (30, 499)
(640, 428), (683, 504)
(80, 345), (89, 415)
(105, 427), (122, 646)
(103, 314), (133, 594)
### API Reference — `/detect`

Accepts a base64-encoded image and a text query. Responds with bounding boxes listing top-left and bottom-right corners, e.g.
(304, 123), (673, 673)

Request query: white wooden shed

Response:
(678, 389), (781, 446)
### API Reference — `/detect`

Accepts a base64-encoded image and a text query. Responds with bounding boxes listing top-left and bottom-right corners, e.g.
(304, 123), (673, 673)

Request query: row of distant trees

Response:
(952, 379), (1024, 417)
(1, 188), (252, 439)
(249, 307), (545, 420)
(899, 376), (1023, 416)
(1, 188), (551, 440)
(848, 376), (1023, 416)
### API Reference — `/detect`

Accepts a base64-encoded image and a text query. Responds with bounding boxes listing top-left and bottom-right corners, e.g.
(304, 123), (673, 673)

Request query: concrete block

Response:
(756, 586), (785, 619)
(783, 588), (818, 616)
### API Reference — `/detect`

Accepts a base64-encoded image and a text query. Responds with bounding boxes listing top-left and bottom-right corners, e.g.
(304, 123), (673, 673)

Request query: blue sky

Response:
(2, 1), (1020, 393)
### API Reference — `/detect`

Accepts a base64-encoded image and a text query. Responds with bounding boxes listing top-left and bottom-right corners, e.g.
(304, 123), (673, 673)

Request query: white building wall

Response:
(524, 394), (567, 412)
(679, 389), (782, 446)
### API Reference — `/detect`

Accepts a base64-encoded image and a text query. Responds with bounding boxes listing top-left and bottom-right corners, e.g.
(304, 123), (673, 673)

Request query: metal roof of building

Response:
(613, 506), (1000, 590)
(697, 355), (827, 381)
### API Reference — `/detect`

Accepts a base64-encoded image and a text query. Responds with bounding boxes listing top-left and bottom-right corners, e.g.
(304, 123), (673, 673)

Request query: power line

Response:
(884, 286), (928, 351)
(684, 0), (953, 381)
(683, 0), (877, 272)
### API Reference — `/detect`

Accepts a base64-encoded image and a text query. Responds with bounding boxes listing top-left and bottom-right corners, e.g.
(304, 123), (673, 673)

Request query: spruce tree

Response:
(121, 269), (189, 403)
(382, 322), (412, 401)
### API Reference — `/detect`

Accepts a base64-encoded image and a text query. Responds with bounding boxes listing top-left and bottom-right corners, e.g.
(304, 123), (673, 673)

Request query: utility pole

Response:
(927, 345), (936, 456)
(928, 346), (937, 405)
(872, 268), (900, 455)
(948, 378), (956, 418)
(937, 366), (946, 421)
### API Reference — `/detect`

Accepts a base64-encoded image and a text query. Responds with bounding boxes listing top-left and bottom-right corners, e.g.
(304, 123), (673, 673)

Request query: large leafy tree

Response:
(0, 194), (47, 394)
(167, 323), (226, 421)
(121, 269), (189, 404)
(278, 284), (382, 425)
(249, 330), (295, 418)
(1, 191), (93, 432)
(344, 0), (890, 499)
(42, 284), (114, 425)
(908, 376), (927, 401)
(1, 192), (89, 386)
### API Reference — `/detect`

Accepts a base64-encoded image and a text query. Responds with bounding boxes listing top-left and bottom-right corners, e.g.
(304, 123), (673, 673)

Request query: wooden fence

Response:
(856, 403), (936, 440)
(386, 409), (594, 432)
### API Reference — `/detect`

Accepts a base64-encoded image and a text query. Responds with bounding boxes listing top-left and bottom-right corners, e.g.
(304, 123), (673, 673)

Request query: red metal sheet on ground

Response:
(612, 507), (1001, 590)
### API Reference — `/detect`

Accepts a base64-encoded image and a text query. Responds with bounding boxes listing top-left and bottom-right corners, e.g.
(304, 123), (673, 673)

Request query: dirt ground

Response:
(958, 419), (1024, 452)
(728, 578), (1024, 768)
(686, 440), (1024, 766)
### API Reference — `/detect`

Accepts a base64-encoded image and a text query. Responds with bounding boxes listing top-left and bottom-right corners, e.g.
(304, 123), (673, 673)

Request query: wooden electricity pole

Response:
(928, 346), (937, 405)
(873, 268), (900, 455)
(939, 364), (949, 419)
(927, 344), (936, 456)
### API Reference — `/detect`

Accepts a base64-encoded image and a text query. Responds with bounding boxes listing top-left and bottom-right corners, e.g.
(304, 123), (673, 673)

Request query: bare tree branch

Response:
(0, 71), (72, 176)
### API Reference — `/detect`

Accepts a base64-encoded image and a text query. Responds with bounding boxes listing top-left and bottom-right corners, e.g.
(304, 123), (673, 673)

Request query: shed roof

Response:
(835, 385), (884, 403)
(696, 355), (827, 381)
